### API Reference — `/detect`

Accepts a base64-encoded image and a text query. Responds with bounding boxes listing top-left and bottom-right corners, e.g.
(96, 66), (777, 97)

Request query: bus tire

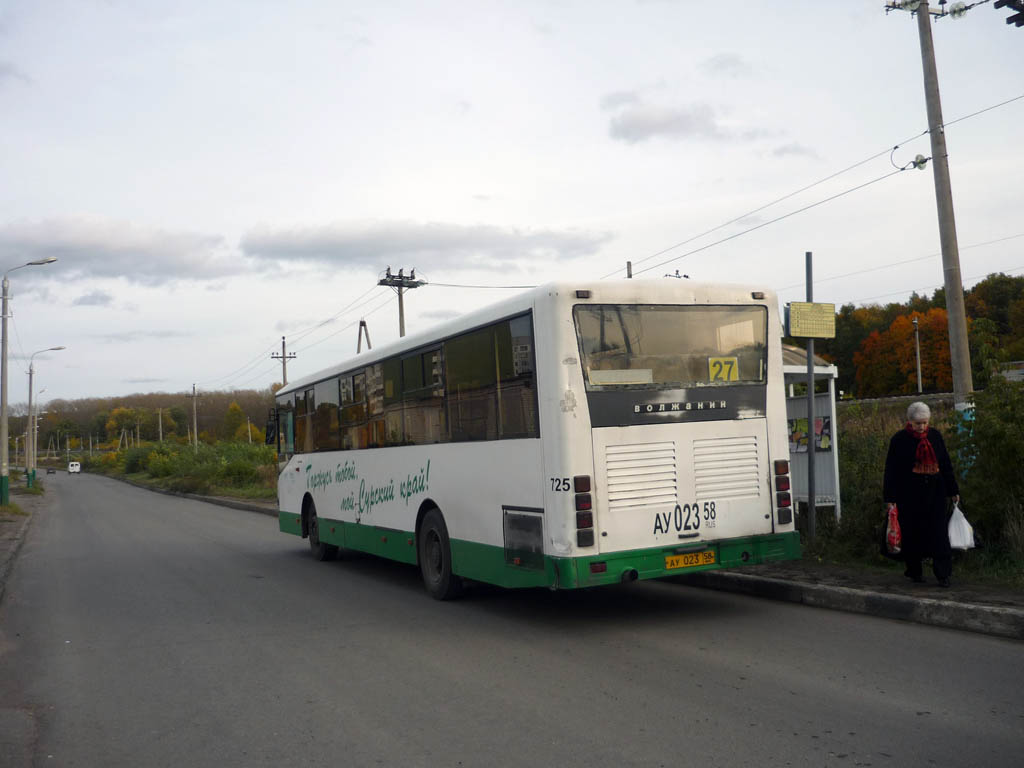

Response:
(418, 509), (463, 600)
(307, 502), (338, 562)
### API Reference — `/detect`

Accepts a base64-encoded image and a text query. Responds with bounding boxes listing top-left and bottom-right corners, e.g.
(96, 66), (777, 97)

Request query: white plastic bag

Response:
(948, 502), (975, 550)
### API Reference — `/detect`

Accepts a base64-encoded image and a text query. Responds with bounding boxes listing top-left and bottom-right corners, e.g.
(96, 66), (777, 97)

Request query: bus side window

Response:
(445, 314), (538, 443)
(402, 348), (445, 445)
(445, 326), (496, 441)
(496, 316), (538, 439)
(382, 357), (405, 445)
(365, 364), (386, 448)
(276, 403), (294, 459)
(295, 389), (314, 454)
(341, 373), (369, 450)
(314, 377), (341, 451)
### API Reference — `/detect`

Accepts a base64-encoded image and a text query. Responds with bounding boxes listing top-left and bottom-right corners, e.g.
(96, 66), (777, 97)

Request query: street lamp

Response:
(1, 257), (57, 504)
(26, 348), (65, 488)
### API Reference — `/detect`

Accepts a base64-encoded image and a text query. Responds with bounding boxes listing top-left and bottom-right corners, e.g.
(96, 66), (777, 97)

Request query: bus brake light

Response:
(575, 493), (592, 511)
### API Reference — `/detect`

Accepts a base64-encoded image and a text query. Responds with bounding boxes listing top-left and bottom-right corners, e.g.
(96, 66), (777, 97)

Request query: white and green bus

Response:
(272, 280), (800, 599)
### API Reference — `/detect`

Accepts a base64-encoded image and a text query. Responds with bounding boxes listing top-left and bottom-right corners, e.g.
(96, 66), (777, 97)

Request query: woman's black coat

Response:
(883, 427), (959, 560)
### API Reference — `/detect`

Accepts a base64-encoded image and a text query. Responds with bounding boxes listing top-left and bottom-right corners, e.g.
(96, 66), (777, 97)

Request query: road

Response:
(1, 473), (1021, 767)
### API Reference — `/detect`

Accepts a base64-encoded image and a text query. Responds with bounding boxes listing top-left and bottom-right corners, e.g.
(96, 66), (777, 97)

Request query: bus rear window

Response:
(573, 304), (767, 390)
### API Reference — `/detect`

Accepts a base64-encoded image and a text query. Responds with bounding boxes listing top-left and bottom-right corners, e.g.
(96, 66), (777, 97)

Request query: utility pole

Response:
(188, 384), (199, 453)
(158, 408), (163, 442)
(378, 267), (424, 337)
(887, 0), (973, 409)
(913, 316), (923, 393)
(806, 252), (816, 544)
(271, 337), (296, 386)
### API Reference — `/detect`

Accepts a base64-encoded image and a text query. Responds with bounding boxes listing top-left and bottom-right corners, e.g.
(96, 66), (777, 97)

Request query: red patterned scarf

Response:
(905, 423), (939, 474)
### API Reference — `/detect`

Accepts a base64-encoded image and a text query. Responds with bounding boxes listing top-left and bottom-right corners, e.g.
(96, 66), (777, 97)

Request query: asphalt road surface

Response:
(1, 473), (1021, 767)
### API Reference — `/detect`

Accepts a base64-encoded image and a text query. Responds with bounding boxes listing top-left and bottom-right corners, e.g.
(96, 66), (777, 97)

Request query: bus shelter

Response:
(782, 345), (841, 521)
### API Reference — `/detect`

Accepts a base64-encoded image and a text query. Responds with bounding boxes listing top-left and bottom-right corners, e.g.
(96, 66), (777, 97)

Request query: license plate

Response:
(665, 551), (716, 570)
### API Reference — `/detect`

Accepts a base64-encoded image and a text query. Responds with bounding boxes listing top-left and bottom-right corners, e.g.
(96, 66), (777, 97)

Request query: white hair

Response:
(907, 401), (931, 422)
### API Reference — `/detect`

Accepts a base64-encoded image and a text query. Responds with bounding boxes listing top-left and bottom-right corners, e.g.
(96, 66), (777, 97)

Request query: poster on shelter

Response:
(788, 416), (831, 453)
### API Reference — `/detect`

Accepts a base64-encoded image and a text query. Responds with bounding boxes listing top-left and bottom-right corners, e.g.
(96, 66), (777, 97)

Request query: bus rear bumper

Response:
(556, 531), (802, 589)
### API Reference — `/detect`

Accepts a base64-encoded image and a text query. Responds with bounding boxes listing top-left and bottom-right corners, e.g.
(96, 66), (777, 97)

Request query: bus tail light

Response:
(575, 476), (595, 547)
(774, 460), (793, 525)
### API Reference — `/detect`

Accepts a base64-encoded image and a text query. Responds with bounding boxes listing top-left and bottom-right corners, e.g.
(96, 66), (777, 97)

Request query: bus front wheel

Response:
(418, 509), (463, 600)
(307, 502), (338, 562)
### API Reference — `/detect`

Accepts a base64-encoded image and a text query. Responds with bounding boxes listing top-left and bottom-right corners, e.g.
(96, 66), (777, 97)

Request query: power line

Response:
(198, 341), (280, 388)
(775, 231), (1024, 293)
(287, 284), (386, 344)
(630, 169), (905, 278)
(426, 282), (536, 289)
(598, 91), (1024, 281)
(847, 262), (1024, 303)
(291, 292), (395, 355)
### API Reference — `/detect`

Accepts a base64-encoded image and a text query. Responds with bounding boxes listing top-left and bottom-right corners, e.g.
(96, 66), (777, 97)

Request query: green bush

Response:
(948, 377), (1024, 559)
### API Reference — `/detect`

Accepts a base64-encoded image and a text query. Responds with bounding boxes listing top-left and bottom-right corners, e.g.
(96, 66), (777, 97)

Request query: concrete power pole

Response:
(271, 337), (296, 386)
(888, 0), (974, 409)
(378, 267), (425, 338)
(189, 384), (199, 453)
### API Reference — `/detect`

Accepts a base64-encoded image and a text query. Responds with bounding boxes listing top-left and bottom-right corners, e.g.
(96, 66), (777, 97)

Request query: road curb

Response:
(676, 570), (1024, 641)
(0, 509), (34, 606)
(108, 475), (278, 517)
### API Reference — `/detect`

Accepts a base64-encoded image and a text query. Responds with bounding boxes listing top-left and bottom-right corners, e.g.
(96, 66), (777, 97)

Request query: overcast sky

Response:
(1, 0), (1021, 404)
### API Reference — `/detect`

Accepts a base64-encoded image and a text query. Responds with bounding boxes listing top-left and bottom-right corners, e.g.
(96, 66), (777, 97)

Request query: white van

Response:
(68, 461), (81, 474)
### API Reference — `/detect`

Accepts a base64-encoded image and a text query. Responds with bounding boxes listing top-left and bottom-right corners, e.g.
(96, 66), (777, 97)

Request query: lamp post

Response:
(913, 316), (923, 394)
(26, 348), (64, 488)
(1, 257), (57, 504)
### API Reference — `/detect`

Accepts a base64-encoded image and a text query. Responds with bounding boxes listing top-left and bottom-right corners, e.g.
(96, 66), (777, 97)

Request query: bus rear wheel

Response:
(307, 502), (338, 562)
(418, 509), (463, 600)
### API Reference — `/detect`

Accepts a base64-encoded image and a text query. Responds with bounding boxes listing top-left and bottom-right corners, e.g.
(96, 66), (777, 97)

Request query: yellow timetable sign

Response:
(788, 302), (836, 339)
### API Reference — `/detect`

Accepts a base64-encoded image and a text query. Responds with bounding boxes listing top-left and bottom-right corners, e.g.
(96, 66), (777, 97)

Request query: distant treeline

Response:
(14, 387), (278, 453)
(787, 272), (1024, 398)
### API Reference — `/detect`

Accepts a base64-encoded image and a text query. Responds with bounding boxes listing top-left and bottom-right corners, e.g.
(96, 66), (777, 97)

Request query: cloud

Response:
(0, 61), (30, 85)
(609, 102), (731, 143)
(0, 218), (247, 286)
(72, 290), (114, 307)
(700, 53), (752, 79)
(241, 220), (613, 270)
(91, 330), (193, 344)
(600, 90), (642, 111)
(772, 142), (819, 159)
(124, 378), (170, 385)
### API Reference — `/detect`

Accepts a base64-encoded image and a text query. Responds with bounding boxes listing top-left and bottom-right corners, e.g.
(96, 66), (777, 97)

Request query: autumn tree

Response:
(853, 309), (951, 397)
(222, 402), (246, 441)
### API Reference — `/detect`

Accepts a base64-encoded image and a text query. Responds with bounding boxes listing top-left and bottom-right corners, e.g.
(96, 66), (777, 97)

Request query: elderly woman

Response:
(883, 402), (960, 587)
